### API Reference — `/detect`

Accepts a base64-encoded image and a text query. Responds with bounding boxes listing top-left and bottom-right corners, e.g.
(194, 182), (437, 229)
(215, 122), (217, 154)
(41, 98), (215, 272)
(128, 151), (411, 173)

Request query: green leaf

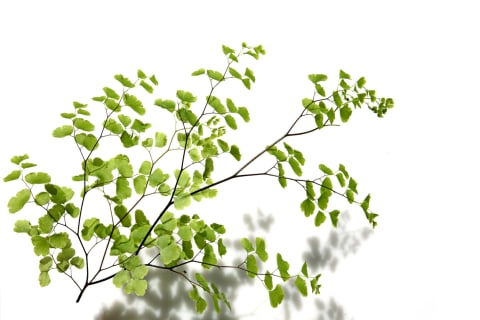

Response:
(21, 162), (37, 169)
(338, 164), (350, 179)
(48, 233), (71, 249)
(39, 256), (53, 272)
(52, 125), (73, 138)
(207, 69), (224, 82)
(57, 248), (75, 261)
(230, 145), (241, 161)
(176, 90), (197, 103)
(301, 262), (309, 277)
(318, 192), (330, 210)
(39, 271), (51, 287)
(255, 237), (268, 262)
(8, 189), (30, 213)
(38, 215), (53, 233)
(315, 211), (327, 227)
(74, 118), (95, 132)
(361, 194), (371, 212)
(195, 296), (207, 313)
(3, 170), (21, 182)
(113, 270), (130, 288)
(237, 106), (250, 122)
(14, 219), (31, 233)
(133, 175), (147, 194)
(308, 74), (328, 83)
(71, 256), (85, 269)
(246, 254), (257, 278)
(104, 118), (123, 134)
(241, 78), (251, 89)
(300, 199), (315, 217)
(81, 217), (100, 241)
(75, 133), (98, 151)
(278, 162), (287, 188)
(137, 69), (147, 79)
(217, 238), (227, 256)
(149, 75), (158, 86)
(288, 157), (302, 176)
(269, 284), (284, 308)
(10, 154), (29, 165)
(264, 271), (273, 290)
(295, 276), (308, 297)
(224, 115), (237, 129)
(276, 253), (290, 281)
(228, 67), (242, 79)
(244, 67), (255, 82)
(222, 44), (235, 55)
(315, 84), (326, 97)
(339, 69), (351, 79)
(154, 99), (176, 112)
(333, 91), (343, 107)
(346, 189), (355, 203)
(73, 101), (87, 108)
(32, 236), (49, 256)
(306, 181), (315, 199)
(348, 177), (358, 194)
(174, 194), (192, 210)
(155, 132), (167, 148)
(336, 173), (346, 187)
(103, 87), (120, 99)
(208, 96), (227, 114)
(60, 112), (76, 119)
(357, 77), (367, 88)
(114, 74), (135, 88)
(314, 114), (324, 128)
(124, 94), (145, 115)
(25, 172), (51, 184)
(241, 238), (254, 252)
(191, 68), (205, 76)
(329, 210), (341, 227)
(139, 161), (152, 175)
(340, 106), (353, 122)
(319, 164), (334, 175)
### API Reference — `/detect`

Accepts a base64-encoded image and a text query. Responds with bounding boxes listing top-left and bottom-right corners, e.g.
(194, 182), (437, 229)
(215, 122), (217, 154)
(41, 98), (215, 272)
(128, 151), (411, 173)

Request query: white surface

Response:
(1, 1), (479, 319)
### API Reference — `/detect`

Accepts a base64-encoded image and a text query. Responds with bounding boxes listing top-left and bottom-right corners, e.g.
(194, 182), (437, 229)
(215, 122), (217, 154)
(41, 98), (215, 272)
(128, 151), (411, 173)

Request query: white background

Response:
(1, 1), (479, 319)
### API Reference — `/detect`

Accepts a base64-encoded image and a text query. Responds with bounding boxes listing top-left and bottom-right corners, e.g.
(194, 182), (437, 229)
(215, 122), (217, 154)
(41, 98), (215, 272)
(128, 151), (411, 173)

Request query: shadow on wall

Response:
(95, 209), (372, 320)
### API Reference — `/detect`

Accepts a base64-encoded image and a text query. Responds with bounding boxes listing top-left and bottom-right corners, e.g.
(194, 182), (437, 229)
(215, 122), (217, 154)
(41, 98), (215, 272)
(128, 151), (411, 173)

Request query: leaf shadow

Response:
(94, 209), (372, 319)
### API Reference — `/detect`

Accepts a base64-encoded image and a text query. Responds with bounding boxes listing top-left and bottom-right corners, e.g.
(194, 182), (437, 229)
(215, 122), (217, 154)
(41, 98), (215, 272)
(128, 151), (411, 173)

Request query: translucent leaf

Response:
(118, 114), (132, 127)
(174, 194), (192, 210)
(39, 271), (51, 287)
(139, 81), (153, 94)
(346, 189), (355, 203)
(60, 112), (76, 119)
(240, 238), (254, 252)
(52, 125), (73, 138)
(103, 87), (120, 100)
(139, 161), (152, 175)
(8, 188), (30, 213)
(315, 84), (326, 97)
(176, 90), (197, 103)
(315, 211), (327, 227)
(300, 198), (315, 217)
(178, 225), (193, 241)
(202, 244), (217, 268)
(75, 133), (98, 151)
(308, 74), (328, 83)
(124, 94), (145, 115)
(333, 91), (343, 107)
(230, 145), (241, 161)
(224, 115), (237, 129)
(203, 157), (214, 179)
(319, 164), (334, 175)
(160, 242), (181, 265)
(317, 193), (329, 210)
(10, 154), (29, 165)
(116, 177), (132, 200)
(218, 238), (227, 256)
(155, 132), (167, 147)
(71, 256), (85, 269)
(255, 237), (268, 262)
(301, 262), (309, 277)
(340, 106), (353, 122)
(104, 118), (123, 134)
(264, 271), (273, 290)
(348, 177), (358, 194)
(269, 284), (284, 308)
(222, 44), (235, 55)
(57, 248), (75, 261)
(14, 219), (31, 233)
(192, 68), (205, 76)
(306, 181), (315, 199)
(39, 256), (53, 272)
(237, 106), (250, 122)
(74, 118), (95, 132)
(228, 67), (242, 79)
(295, 276), (308, 297)
(329, 210), (341, 227)
(114, 74), (135, 88)
(25, 172), (51, 184)
(217, 139), (229, 152)
(314, 114), (324, 128)
(278, 163), (287, 188)
(244, 67), (255, 82)
(32, 236), (49, 256)
(38, 215), (53, 233)
(336, 173), (346, 187)
(207, 69), (224, 81)
(81, 217), (100, 241)
(208, 96), (227, 114)
(276, 253), (290, 281)
(113, 270), (130, 288)
(131, 119), (151, 133)
(137, 69), (147, 79)
(195, 296), (207, 313)
(132, 265), (148, 279)
(149, 75), (158, 86)
(65, 202), (80, 218)
(3, 170), (21, 182)
(361, 194), (371, 212)
(21, 162), (37, 169)
(241, 78), (251, 89)
(339, 69), (351, 79)
(288, 157), (302, 176)
(133, 175), (147, 194)
(154, 99), (176, 112)
(246, 255), (257, 278)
